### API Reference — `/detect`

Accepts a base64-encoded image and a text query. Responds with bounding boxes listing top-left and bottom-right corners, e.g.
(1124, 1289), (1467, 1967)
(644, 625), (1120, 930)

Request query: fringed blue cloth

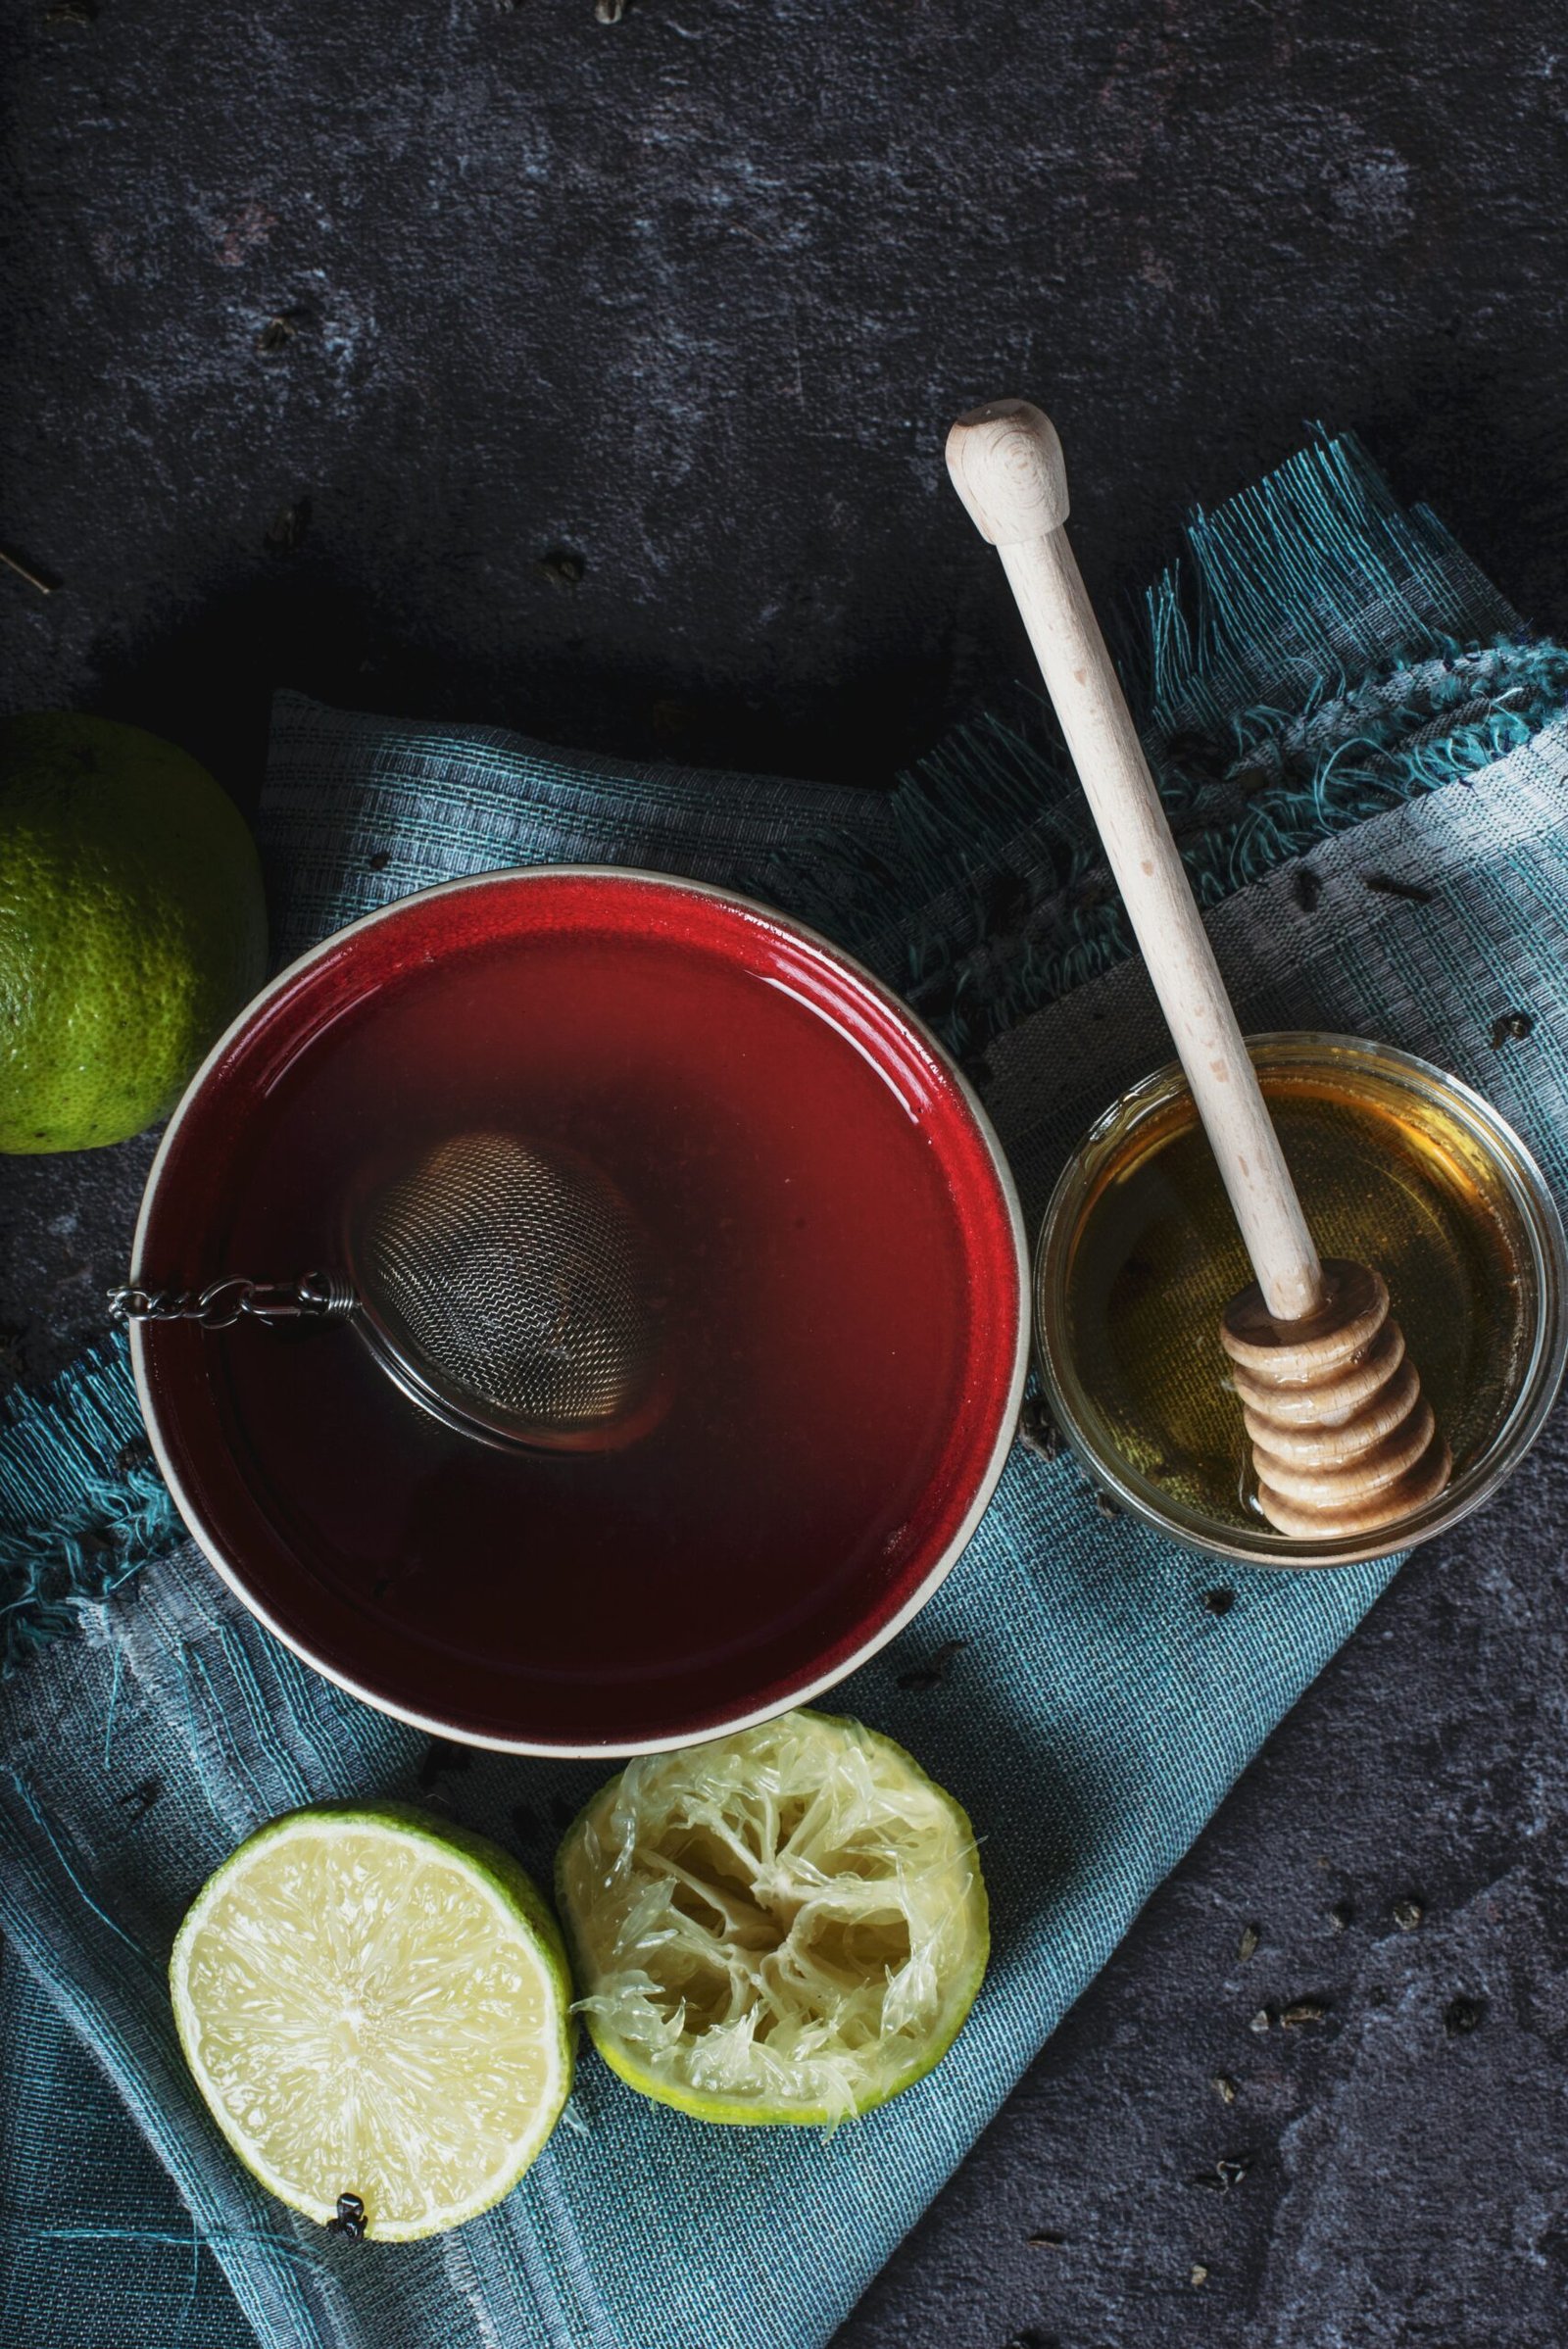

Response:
(5, 435), (1568, 2349)
(0, 1334), (181, 1674)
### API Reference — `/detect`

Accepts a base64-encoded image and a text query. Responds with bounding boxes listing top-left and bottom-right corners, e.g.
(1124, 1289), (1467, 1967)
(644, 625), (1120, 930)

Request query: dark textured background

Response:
(4, 3), (1568, 2344)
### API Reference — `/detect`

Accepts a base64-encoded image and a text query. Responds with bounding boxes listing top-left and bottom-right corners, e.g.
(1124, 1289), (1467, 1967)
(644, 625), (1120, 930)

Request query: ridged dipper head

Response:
(1221, 1257), (1450, 1540)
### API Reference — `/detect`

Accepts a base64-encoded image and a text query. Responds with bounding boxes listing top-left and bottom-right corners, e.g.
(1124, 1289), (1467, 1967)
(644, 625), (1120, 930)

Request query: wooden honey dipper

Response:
(947, 400), (1451, 1541)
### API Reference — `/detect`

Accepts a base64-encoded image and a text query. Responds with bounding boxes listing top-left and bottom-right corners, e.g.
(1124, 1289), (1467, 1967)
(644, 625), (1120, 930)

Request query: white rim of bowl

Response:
(129, 864), (1031, 1756)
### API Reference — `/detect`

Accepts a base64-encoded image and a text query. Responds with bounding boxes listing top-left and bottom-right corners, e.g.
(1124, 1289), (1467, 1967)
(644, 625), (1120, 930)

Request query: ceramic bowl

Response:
(130, 868), (1028, 1754)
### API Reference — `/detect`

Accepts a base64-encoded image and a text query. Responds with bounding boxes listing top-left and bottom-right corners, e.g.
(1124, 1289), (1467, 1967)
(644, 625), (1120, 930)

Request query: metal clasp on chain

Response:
(107, 1273), (355, 1330)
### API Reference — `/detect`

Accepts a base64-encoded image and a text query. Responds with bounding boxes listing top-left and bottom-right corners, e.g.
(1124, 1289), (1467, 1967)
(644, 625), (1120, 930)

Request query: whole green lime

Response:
(0, 714), (268, 1153)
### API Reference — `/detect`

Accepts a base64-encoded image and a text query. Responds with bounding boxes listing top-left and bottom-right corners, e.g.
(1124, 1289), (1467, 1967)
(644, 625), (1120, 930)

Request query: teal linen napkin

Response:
(4, 436), (1567, 2349)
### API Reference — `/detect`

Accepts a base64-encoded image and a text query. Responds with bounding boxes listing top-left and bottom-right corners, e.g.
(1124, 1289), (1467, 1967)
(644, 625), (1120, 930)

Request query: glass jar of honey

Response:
(1034, 1034), (1568, 1567)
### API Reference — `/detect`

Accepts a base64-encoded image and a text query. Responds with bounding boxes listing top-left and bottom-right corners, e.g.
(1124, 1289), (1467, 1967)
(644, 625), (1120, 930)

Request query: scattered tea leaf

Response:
(1393, 1896), (1423, 1932)
(896, 1638), (968, 1692)
(328, 2191), (367, 2240)
(367, 851), (392, 872)
(1361, 871), (1434, 905)
(594, 0), (625, 18)
(1189, 2155), (1249, 2193)
(1281, 2000), (1329, 2030)
(1489, 1010), (1534, 1051)
(118, 1777), (162, 1818)
(1445, 1995), (1485, 2036)
(1211, 2075), (1237, 2105)
(1330, 1899), (1353, 1933)
(1093, 1489), (1122, 1521)
(1202, 1588), (1235, 1617)
(1238, 1923), (1260, 1962)
(257, 315), (298, 354)
(265, 499), (312, 553)
(416, 1737), (474, 1789)
(1190, 2263), (1209, 2287)
(1017, 1397), (1063, 1462)
(1025, 2231), (1065, 2250)
(0, 543), (57, 594)
(538, 546), (585, 586)
(1291, 864), (1322, 913)
(1248, 2007), (1272, 2035)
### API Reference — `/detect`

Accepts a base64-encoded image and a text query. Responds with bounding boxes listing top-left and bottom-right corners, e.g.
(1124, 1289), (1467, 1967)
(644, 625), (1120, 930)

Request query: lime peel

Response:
(557, 1710), (988, 2126)
(170, 1802), (573, 2241)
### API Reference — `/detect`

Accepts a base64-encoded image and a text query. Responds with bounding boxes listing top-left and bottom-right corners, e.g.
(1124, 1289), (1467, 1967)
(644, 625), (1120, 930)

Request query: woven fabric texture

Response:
(3, 438), (1565, 2349)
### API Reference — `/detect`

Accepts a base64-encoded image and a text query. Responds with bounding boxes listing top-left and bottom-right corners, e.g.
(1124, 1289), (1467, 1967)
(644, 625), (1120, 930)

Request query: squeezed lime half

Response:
(556, 1709), (988, 2125)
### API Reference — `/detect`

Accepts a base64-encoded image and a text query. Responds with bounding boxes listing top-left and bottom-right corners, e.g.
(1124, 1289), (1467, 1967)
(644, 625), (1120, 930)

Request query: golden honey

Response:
(1035, 1036), (1568, 1565)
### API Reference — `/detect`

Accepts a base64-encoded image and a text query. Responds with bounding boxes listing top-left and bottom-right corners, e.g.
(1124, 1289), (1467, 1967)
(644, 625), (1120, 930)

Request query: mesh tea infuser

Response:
(112, 1130), (668, 1453)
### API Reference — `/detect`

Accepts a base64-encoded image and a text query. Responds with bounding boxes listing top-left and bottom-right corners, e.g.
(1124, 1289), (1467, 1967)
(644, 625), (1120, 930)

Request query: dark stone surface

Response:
(5, 1), (1568, 2342)
(836, 1446), (1568, 2349)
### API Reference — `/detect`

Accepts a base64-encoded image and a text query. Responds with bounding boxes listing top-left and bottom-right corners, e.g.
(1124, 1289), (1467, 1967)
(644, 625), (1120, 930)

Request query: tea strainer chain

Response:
(111, 1274), (356, 1331)
(112, 1131), (669, 1454)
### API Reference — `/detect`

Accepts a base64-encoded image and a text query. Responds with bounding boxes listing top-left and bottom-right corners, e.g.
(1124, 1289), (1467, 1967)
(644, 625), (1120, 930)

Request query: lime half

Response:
(171, 1803), (573, 2240)
(556, 1710), (988, 2125)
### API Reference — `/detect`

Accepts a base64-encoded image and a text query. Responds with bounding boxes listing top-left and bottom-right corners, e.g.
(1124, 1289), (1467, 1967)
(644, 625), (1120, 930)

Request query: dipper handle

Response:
(947, 400), (1323, 1323)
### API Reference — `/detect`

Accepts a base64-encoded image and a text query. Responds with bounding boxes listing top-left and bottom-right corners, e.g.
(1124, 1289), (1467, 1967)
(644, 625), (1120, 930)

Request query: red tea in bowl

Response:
(133, 872), (1025, 1751)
